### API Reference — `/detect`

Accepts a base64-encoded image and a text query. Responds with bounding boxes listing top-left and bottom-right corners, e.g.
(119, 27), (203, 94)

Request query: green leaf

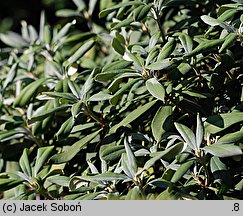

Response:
(171, 160), (194, 183)
(156, 188), (179, 200)
(39, 11), (45, 41)
(55, 9), (80, 17)
(42, 92), (78, 101)
(196, 113), (203, 149)
(109, 78), (140, 105)
(64, 40), (95, 67)
(14, 78), (48, 107)
(34, 146), (54, 177)
(219, 33), (237, 53)
(50, 129), (101, 163)
(100, 144), (125, 161)
(53, 21), (75, 43)
(231, 0), (243, 3)
(68, 79), (82, 98)
(89, 0), (97, 15)
(201, 15), (222, 26)
(174, 122), (197, 150)
(0, 130), (24, 142)
(102, 60), (132, 72)
(80, 68), (96, 103)
(62, 32), (96, 45)
(185, 39), (224, 57)
(178, 33), (193, 53)
(99, 1), (143, 18)
(71, 172), (127, 182)
(204, 113), (243, 134)
(0, 179), (24, 192)
(47, 175), (70, 187)
(110, 100), (157, 133)
(108, 73), (141, 93)
(30, 104), (70, 123)
(146, 46), (160, 66)
(216, 127), (243, 144)
(201, 15), (234, 32)
(71, 122), (97, 133)
(75, 192), (101, 200)
(0, 31), (28, 48)
(72, 0), (86, 11)
(203, 144), (242, 157)
(3, 63), (18, 90)
(19, 149), (32, 177)
(146, 78), (166, 101)
(112, 37), (125, 55)
(182, 90), (208, 98)
(144, 142), (185, 170)
(125, 186), (146, 200)
(112, 17), (134, 30)
(122, 153), (134, 179)
(146, 58), (174, 70)
(71, 100), (83, 119)
(210, 156), (232, 185)
(123, 138), (137, 178)
(56, 117), (75, 140)
(151, 106), (173, 142)
(133, 3), (152, 21)
(157, 38), (176, 60)
(210, 156), (227, 173)
(88, 91), (112, 101)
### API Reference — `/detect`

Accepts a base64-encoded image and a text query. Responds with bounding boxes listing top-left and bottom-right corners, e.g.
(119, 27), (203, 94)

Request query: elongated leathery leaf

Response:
(64, 40), (95, 67)
(185, 39), (224, 57)
(175, 122), (197, 150)
(219, 33), (237, 53)
(0, 31), (28, 48)
(80, 68), (96, 103)
(157, 38), (176, 60)
(14, 78), (48, 107)
(3, 63), (18, 91)
(216, 127), (243, 144)
(47, 176), (70, 187)
(122, 153), (134, 179)
(42, 92), (78, 101)
(56, 117), (75, 141)
(146, 58), (174, 70)
(204, 113), (243, 134)
(71, 172), (127, 183)
(34, 146), (55, 177)
(171, 160), (194, 183)
(100, 144), (125, 161)
(89, 91), (112, 101)
(151, 106), (172, 142)
(146, 78), (165, 101)
(123, 137), (137, 179)
(143, 142), (185, 170)
(201, 15), (223, 27)
(110, 100), (157, 133)
(52, 20), (75, 43)
(125, 186), (146, 200)
(19, 149), (32, 177)
(178, 33), (193, 53)
(99, 1), (143, 18)
(0, 179), (24, 192)
(30, 104), (70, 123)
(196, 113), (203, 150)
(203, 144), (242, 157)
(50, 129), (101, 163)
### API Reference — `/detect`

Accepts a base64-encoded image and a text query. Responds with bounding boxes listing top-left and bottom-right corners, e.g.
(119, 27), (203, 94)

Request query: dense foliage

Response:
(0, 0), (243, 200)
